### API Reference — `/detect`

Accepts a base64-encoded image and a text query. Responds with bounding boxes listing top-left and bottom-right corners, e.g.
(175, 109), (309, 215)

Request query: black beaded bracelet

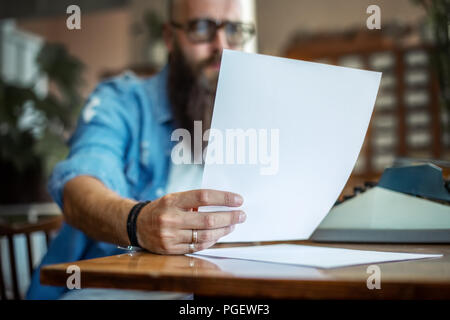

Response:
(126, 201), (151, 247)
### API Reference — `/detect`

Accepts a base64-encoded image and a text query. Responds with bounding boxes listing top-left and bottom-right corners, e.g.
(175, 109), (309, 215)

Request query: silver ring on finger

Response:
(192, 229), (198, 244)
(189, 242), (195, 253)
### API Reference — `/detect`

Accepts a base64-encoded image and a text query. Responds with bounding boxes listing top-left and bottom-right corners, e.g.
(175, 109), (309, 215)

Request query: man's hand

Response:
(137, 189), (245, 254)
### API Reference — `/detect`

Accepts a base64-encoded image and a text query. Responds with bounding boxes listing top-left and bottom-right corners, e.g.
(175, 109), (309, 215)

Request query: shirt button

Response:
(155, 188), (165, 197)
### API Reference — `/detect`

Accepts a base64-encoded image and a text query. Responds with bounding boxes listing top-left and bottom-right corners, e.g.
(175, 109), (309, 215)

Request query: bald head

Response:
(168, 0), (242, 23)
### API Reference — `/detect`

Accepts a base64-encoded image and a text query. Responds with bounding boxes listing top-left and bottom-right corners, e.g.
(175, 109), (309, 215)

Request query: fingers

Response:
(178, 225), (236, 244)
(172, 189), (244, 209)
(178, 210), (246, 230)
(138, 190), (246, 255)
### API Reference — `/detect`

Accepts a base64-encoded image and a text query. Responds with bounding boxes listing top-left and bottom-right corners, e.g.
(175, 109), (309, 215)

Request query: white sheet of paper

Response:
(200, 49), (382, 242)
(192, 244), (442, 269)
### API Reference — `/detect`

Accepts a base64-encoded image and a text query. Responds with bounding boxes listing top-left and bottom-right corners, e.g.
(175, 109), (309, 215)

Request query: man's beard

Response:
(167, 44), (221, 136)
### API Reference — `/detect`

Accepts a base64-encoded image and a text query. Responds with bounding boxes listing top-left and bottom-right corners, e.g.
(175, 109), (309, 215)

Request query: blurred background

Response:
(0, 0), (448, 299)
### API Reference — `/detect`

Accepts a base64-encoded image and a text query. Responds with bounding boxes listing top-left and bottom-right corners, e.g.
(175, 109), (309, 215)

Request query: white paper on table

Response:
(192, 244), (443, 269)
(200, 49), (382, 242)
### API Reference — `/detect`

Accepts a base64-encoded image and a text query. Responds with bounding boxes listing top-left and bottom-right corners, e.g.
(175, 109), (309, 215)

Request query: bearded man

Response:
(26, 0), (255, 299)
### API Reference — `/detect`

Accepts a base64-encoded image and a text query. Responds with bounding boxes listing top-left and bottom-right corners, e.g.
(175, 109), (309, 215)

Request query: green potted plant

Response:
(0, 43), (83, 204)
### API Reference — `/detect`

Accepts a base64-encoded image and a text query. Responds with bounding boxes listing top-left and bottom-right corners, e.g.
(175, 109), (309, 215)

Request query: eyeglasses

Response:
(170, 19), (256, 47)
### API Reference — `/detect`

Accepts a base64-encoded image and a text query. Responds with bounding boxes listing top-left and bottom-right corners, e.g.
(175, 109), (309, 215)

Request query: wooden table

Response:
(40, 241), (450, 299)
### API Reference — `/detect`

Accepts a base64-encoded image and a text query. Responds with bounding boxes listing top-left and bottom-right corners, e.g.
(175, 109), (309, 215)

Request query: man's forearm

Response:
(62, 175), (137, 246)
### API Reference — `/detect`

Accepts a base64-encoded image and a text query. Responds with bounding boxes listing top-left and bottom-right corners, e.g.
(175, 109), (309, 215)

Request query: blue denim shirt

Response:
(26, 66), (176, 299)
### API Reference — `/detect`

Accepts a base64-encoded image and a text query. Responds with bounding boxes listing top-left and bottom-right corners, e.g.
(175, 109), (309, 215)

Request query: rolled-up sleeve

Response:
(48, 81), (134, 209)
